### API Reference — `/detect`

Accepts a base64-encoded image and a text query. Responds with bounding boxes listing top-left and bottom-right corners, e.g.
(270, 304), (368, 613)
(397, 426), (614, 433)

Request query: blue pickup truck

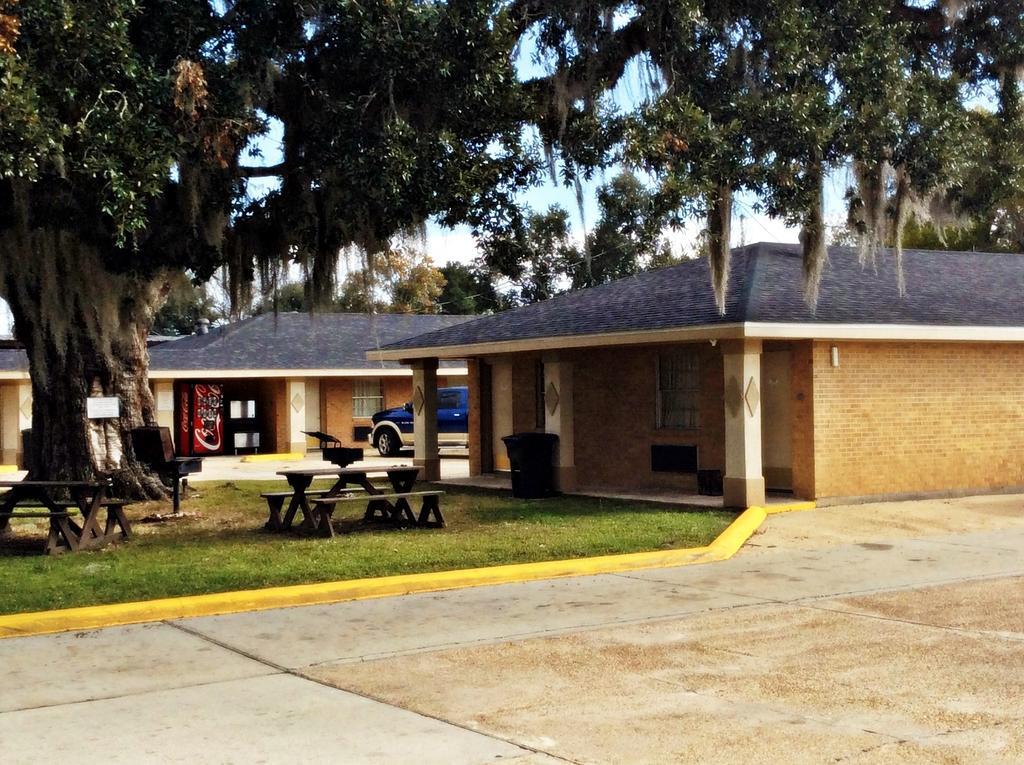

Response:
(368, 386), (469, 456)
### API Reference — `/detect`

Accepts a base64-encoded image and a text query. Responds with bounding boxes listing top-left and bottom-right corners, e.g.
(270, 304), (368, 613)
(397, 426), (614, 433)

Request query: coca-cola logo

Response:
(193, 383), (223, 453)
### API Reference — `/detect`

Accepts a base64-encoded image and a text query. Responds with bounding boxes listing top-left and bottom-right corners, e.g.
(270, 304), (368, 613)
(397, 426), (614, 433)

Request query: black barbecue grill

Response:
(301, 431), (364, 467)
(131, 426), (203, 514)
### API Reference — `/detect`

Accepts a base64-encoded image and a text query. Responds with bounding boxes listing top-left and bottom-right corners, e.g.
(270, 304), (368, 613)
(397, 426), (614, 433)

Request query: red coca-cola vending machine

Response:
(177, 383), (225, 456)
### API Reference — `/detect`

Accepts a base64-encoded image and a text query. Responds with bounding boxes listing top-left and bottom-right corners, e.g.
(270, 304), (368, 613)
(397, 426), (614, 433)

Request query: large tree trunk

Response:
(0, 228), (168, 499)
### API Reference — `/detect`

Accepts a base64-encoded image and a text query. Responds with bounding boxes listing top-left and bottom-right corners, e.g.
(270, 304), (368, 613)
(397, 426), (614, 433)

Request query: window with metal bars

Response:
(657, 350), (700, 429)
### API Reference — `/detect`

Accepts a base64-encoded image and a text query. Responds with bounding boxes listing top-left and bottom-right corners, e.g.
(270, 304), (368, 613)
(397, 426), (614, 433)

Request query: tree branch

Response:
(505, 0), (549, 39)
(522, 14), (651, 104)
(238, 163), (288, 178)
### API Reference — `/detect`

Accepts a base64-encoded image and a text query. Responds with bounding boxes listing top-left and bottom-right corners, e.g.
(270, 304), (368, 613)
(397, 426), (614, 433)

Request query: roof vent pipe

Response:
(194, 318), (210, 335)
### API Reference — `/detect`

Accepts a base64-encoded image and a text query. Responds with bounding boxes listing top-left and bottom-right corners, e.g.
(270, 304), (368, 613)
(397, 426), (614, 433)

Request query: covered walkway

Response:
(438, 473), (797, 509)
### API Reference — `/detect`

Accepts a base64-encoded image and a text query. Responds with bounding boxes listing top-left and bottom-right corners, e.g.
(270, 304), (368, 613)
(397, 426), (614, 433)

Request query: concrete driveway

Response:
(1, 494), (1022, 763)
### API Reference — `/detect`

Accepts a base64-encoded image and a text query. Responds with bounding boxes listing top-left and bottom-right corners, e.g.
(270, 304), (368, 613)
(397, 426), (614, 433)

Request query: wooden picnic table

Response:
(0, 480), (132, 554)
(266, 465), (442, 536)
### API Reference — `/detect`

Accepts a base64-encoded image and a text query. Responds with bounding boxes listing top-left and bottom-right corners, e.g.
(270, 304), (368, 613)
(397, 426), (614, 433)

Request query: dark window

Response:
(439, 390), (461, 409)
(658, 349), (700, 429)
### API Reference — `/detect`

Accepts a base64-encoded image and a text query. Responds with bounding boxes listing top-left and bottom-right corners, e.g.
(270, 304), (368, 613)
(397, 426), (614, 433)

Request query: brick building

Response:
(371, 243), (1024, 508)
(0, 313), (468, 466)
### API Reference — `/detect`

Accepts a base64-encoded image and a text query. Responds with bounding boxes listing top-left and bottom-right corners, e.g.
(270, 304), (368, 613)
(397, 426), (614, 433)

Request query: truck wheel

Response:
(375, 429), (400, 457)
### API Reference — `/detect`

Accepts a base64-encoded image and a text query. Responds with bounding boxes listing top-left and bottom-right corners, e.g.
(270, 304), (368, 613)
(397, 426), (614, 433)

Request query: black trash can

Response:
(502, 432), (558, 499)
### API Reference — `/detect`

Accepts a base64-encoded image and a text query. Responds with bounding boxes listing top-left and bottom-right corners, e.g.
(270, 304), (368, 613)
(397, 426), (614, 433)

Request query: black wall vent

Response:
(353, 425), (372, 444)
(651, 444), (699, 473)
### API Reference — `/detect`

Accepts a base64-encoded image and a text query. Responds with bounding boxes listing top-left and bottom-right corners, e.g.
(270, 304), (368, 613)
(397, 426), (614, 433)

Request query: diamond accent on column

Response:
(546, 381), (560, 415)
(290, 393), (304, 413)
(725, 376), (743, 418)
(744, 377), (760, 417)
(413, 385), (425, 415)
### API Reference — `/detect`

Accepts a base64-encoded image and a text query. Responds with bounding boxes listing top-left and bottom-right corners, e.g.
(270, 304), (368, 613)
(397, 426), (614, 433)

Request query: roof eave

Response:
(147, 366), (469, 380)
(368, 323), (748, 361)
(746, 322), (1024, 342)
(368, 321), (1024, 361)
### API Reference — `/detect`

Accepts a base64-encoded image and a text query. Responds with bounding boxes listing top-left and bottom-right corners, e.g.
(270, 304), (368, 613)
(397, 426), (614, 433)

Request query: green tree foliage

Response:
(152, 272), (222, 335)
(337, 246), (447, 314)
(524, 1), (1023, 304)
(0, 0), (534, 488)
(437, 262), (507, 314)
(252, 281), (308, 316)
(570, 171), (674, 288)
(1, 0), (1023, 490)
(483, 170), (679, 298)
(479, 206), (580, 303)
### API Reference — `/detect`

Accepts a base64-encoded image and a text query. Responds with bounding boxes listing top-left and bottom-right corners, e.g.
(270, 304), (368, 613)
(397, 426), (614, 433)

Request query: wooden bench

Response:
(0, 509), (75, 555)
(0, 499), (132, 554)
(1, 499), (130, 520)
(260, 488), (366, 531)
(0, 509), (73, 519)
(56, 499), (133, 548)
(0, 480), (131, 555)
(310, 490), (445, 536)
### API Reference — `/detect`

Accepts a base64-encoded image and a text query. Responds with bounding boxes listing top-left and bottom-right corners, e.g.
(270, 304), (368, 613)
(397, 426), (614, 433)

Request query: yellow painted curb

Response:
(764, 500), (817, 515)
(239, 452), (304, 463)
(0, 500), (812, 640)
(0, 465), (18, 474)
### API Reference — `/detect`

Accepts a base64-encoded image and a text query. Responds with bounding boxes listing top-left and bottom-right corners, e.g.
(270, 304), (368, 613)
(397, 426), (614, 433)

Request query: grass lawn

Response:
(0, 480), (733, 615)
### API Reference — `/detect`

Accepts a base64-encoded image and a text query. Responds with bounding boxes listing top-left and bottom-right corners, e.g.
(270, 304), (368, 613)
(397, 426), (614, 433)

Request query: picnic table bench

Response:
(313, 490), (444, 531)
(265, 466), (445, 537)
(0, 480), (132, 554)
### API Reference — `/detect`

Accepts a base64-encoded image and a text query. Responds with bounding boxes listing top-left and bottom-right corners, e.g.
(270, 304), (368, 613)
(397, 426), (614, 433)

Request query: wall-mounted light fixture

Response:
(830, 345), (840, 368)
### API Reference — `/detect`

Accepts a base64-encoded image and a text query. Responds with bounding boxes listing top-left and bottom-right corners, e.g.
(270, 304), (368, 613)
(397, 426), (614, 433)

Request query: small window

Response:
(353, 379), (383, 418)
(658, 349), (700, 429)
(228, 400), (256, 419)
(438, 390), (461, 409)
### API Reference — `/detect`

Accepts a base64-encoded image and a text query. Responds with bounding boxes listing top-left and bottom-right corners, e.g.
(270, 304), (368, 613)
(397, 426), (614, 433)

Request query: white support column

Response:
(543, 354), (576, 492)
(411, 358), (440, 480)
(286, 378), (307, 455)
(722, 339), (766, 508)
(1, 382), (32, 467)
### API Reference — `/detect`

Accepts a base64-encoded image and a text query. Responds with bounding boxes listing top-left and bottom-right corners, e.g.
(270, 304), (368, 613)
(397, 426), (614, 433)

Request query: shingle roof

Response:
(148, 312), (472, 371)
(0, 348), (25, 372)
(381, 242), (1024, 351)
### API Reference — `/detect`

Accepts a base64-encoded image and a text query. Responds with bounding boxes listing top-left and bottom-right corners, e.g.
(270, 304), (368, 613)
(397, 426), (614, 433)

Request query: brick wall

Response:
(790, 341), (815, 499)
(571, 343), (724, 491)
(321, 379), (354, 445)
(259, 378), (288, 452)
(511, 359), (541, 433)
(810, 341), (1024, 499)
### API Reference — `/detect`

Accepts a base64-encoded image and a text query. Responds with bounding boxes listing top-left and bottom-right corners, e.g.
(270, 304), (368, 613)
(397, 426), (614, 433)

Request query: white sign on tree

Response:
(86, 396), (121, 419)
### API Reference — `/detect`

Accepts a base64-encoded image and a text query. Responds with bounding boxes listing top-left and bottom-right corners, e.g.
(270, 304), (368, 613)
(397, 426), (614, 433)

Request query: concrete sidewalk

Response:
(2, 495), (1022, 763)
